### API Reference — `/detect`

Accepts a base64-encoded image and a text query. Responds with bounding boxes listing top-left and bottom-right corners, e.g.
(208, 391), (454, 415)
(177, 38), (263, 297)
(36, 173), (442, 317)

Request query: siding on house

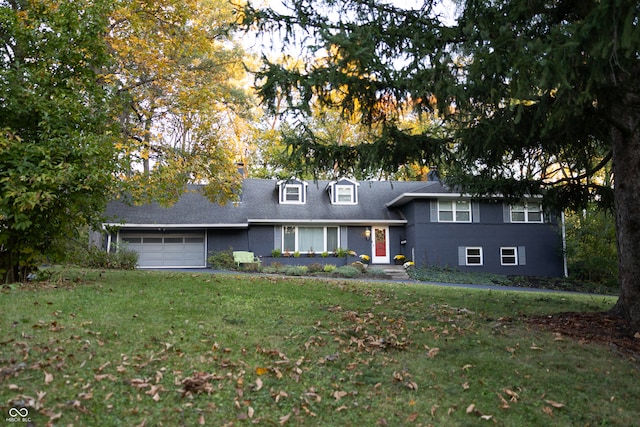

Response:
(102, 179), (564, 276)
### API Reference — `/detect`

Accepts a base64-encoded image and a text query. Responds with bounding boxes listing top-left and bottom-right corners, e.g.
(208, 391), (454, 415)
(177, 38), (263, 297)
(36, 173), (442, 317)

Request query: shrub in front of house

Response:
(208, 249), (236, 270)
(308, 263), (324, 273)
(350, 261), (367, 273)
(284, 266), (308, 276)
(82, 246), (138, 270)
(323, 264), (337, 273)
(334, 265), (360, 278)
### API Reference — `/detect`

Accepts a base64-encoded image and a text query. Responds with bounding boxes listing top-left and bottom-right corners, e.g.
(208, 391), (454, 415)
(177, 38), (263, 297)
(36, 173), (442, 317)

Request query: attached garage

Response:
(119, 230), (206, 268)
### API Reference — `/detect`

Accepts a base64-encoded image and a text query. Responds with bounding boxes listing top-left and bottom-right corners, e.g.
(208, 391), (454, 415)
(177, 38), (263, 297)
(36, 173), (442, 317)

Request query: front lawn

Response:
(1, 269), (637, 426)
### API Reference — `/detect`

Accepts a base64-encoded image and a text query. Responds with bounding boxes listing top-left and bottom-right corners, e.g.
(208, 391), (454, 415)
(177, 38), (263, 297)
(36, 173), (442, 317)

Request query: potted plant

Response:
(393, 254), (406, 265)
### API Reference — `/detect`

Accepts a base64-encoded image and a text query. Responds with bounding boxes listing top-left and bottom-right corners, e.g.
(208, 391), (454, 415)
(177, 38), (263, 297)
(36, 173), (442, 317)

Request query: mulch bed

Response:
(525, 311), (640, 364)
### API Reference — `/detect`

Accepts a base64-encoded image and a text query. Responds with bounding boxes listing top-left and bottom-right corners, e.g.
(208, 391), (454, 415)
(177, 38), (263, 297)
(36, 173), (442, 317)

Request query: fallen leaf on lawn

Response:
(333, 390), (348, 401)
(44, 371), (53, 384)
(254, 377), (263, 391)
(198, 414), (205, 425)
(303, 390), (322, 403)
(462, 364), (473, 371)
(496, 392), (510, 409)
(462, 382), (470, 390)
(503, 388), (519, 402)
(248, 406), (255, 418)
(530, 343), (543, 350)
(480, 415), (493, 420)
(466, 404), (476, 414)
(545, 399), (565, 408)
(279, 413), (291, 425)
(405, 412), (419, 422)
(256, 367), (268, 376)
(554, 333), (564, 341)
(273, 390), (288, 403)
(427, 347), (440, 358)
(78, 391), (93, 400)
(336, 405), (348, 412)
(542, 406), (554, 416)
(431, 404), (439, 417)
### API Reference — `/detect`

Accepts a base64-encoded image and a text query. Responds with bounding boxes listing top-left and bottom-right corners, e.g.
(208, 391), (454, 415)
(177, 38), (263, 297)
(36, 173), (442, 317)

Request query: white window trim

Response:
(281, 226), (340, 253)
(438, 200), (472, 223)
(465, 247), (483, 266)
(281, 184), (304, 204)
(510, 203), (543, 223)
(334, 184), (356, 204)
(500, 247), (518, 266)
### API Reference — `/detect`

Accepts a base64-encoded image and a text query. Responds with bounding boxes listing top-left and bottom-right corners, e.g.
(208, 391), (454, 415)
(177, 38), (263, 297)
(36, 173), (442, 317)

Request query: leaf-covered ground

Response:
(527, 311), (640, 363)
(1, 269), (638, 426)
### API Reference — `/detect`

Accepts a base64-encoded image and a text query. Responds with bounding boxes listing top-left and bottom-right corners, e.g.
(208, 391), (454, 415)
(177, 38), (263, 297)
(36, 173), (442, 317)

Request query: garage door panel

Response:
(119, 231), (206, 268)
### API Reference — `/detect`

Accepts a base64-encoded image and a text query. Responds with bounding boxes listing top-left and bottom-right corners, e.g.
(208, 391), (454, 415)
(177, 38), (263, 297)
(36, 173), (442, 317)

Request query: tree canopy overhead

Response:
(109, 0), (253, 205)
(0, 0), (119, 282)
(244, 0), (640, 329)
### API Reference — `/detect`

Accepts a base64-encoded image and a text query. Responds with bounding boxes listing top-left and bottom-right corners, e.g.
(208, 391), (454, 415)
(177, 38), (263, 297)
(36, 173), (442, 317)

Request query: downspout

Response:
(561, 211), (568, 278)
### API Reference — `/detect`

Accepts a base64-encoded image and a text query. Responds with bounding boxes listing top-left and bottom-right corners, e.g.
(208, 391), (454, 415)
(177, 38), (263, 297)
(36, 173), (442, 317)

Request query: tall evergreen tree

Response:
(244, 0), (640, 329)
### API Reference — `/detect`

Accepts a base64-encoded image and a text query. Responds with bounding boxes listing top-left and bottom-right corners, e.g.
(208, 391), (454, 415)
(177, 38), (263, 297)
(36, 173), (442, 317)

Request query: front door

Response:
(371, 226), (390, 264)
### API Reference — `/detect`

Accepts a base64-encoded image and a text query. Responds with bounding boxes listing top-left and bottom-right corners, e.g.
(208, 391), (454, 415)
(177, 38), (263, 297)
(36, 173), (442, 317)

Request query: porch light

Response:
(364, 228), (371, 240)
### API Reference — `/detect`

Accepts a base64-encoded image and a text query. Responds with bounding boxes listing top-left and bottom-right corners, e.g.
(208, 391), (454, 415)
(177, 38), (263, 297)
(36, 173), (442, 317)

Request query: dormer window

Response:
(284, 185), (302, 202)
(278, 179), (308, 204)
(328, 178), (359, 205)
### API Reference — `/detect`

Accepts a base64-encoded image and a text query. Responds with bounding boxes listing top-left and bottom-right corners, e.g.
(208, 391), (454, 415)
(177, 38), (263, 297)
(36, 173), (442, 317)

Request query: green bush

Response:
(334, 265), (360, 278)
(284, 266), (308, 276)
(308, 263), (324, 273)
(323, 264), (337, 273)
(208, 249), (236, 270)
(82, 246), (138, 270)
(350, 261), (366, 273)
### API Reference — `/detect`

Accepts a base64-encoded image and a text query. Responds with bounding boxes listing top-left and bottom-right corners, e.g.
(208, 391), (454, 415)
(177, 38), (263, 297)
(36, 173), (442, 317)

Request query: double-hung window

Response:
(336, 185), (354, 204)
(510, 203), (543, 223)
(438, 200), (471, 222)
(465, 247), (483, 265)
(283, 184), (302, 203)
(500, 247), (518, 265)
(282, 226), (339, 253)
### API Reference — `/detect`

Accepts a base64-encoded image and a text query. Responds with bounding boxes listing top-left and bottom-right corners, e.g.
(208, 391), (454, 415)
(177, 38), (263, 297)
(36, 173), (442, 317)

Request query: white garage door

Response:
(120, 231), (206, 268)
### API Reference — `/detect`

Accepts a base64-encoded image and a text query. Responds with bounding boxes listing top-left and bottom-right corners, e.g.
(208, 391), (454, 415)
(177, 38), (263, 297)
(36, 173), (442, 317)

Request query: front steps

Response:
(378, 264), (411, 281)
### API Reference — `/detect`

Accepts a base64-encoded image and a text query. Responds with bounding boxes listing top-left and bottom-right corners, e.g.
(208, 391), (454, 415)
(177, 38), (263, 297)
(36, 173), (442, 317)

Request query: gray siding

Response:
(400, 200), (563, 277)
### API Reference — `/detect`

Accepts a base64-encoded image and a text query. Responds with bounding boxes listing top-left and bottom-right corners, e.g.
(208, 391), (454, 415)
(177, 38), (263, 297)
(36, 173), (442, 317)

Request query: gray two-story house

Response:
(102, 177), (565, 276)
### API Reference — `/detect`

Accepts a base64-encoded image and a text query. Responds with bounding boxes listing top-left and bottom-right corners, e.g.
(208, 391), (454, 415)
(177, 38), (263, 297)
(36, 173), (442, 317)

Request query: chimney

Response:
(427, 167), (440, 182)
(235, 162), (246, 179)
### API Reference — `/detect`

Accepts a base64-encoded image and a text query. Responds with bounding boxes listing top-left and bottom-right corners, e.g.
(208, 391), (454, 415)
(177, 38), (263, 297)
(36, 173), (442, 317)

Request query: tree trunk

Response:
(609, 106), (640, 332)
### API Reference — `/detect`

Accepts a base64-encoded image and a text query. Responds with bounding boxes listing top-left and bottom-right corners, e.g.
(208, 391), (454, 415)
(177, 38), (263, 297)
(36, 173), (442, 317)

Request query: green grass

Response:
(1, 269), (637, 426)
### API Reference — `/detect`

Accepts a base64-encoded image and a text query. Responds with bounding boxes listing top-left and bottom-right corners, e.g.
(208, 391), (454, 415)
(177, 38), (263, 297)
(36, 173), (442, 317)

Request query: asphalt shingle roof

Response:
(104, 179), (449, 226)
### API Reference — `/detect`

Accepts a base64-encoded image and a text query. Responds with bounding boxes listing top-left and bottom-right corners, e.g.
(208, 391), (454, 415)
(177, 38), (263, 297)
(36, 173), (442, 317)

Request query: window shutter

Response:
(518, 246), (526, 265)
(458, 246), (465, 265)
(472, 202), (480, 223)
(340, 226), (348, 249)
(274, 226), (282, 250)
(503, 204), (511, 223)
(430, 200), (438, 222)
